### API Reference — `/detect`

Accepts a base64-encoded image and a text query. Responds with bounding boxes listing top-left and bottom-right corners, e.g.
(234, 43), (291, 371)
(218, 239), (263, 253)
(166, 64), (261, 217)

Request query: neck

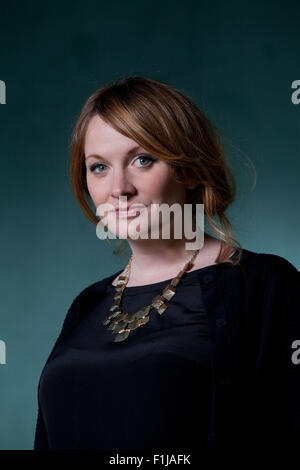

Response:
(126, 232), (219, 283)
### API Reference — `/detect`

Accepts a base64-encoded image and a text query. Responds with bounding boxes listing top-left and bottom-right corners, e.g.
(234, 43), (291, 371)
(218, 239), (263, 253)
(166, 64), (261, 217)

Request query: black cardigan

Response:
(34, 248), (300, 451)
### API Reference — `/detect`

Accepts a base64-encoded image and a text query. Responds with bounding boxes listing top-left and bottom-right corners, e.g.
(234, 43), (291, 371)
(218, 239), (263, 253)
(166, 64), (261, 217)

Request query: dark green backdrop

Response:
(0, 0), (299, 449)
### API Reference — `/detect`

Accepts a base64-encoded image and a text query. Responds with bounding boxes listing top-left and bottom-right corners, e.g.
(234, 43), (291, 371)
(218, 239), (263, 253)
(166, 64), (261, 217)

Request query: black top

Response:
(38, 267), (212, 450)
(35, 249), (300, 450)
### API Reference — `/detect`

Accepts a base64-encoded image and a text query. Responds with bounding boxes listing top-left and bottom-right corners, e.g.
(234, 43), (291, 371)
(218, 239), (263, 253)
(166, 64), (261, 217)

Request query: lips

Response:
(114, 204), (146, 212)
(113, 204), (147, 218)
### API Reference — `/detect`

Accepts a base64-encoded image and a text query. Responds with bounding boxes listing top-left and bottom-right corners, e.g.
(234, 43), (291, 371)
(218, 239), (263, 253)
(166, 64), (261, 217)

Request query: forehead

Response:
(84, 115), (140, 157)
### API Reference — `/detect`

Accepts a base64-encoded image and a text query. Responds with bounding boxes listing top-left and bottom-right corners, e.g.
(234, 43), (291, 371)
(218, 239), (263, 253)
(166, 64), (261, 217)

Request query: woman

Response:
(34, 77), (300, 451)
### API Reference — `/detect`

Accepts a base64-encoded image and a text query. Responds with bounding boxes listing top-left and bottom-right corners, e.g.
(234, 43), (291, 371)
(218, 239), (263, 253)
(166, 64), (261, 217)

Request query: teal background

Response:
(0, 0), (299, 450)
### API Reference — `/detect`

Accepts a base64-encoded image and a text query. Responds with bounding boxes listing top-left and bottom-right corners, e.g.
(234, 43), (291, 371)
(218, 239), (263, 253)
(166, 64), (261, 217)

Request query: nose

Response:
(110, 169), (136, 199)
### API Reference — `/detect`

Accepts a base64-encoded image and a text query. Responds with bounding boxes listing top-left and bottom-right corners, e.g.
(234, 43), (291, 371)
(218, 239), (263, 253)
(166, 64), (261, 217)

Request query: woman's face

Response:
(84, 114), (189, 239)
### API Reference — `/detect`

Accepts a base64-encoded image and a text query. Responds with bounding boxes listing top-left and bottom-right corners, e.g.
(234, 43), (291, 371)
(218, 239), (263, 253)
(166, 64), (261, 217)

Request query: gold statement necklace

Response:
(102, 248), (201, 342)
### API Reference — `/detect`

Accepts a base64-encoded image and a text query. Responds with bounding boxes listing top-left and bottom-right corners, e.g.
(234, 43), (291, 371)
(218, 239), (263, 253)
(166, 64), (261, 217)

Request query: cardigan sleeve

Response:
(273, 255), (300, 448)
(33, 291), (85, 450)
(34, 406), (49, 450)
(32, 282), (101, 450)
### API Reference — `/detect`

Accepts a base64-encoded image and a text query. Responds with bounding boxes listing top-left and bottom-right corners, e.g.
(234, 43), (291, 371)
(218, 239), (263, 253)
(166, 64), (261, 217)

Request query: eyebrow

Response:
(85, 145), (144, 162)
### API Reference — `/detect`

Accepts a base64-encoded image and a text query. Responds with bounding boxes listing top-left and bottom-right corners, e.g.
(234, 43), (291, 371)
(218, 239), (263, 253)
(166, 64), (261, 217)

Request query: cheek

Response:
(86, 175), (107, 204)
(150, 173), (186, 202)
(144, 167), (176, 196)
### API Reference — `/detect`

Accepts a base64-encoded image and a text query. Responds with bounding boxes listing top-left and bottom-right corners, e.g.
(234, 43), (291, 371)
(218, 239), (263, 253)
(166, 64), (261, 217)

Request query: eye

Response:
(88, 155), (156, 174)
(134, 155), (156, 168)
(89, 163), (107, 174)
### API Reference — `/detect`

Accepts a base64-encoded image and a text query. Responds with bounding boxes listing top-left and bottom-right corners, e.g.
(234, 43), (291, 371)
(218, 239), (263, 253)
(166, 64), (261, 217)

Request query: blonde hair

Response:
(70, 76), (243, 267)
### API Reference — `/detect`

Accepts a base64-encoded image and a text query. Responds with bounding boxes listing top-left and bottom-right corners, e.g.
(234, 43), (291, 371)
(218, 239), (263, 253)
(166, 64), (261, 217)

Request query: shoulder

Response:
(224, 249), (299, 328)
(255, 251), (299, 285)
(60, 269), (123, 333)
(223, 248), (299, 293)
(235, 247), (299, 276)
(70, 269), (123, 304)
(40, 268), (124, 357)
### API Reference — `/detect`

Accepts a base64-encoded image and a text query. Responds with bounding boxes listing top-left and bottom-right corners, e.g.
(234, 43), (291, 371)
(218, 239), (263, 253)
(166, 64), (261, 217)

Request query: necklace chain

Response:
(102, 249), (201, 342)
